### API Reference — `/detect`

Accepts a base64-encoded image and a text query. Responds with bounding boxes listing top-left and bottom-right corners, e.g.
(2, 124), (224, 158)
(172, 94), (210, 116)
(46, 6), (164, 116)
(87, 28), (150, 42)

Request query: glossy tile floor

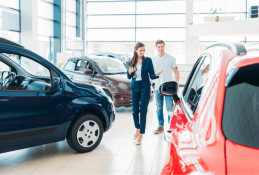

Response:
(0, 97), (174, 175)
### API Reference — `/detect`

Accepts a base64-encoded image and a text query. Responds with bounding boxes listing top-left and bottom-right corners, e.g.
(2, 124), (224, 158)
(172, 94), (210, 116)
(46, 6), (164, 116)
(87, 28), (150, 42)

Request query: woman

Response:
(127, 42), (163, 145)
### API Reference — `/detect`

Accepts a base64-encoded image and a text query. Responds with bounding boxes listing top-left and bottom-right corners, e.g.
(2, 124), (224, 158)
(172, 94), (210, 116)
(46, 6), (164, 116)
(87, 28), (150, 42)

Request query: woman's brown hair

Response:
(130, 42), (145, 67)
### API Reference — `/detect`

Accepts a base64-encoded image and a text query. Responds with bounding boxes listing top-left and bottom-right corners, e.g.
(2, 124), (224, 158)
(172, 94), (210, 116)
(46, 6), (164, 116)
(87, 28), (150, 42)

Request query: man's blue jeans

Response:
(155, 90), (174, 127)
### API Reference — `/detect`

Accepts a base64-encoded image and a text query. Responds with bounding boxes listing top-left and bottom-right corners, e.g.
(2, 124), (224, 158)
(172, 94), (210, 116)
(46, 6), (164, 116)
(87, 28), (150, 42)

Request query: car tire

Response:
(66, 113), (103, 153)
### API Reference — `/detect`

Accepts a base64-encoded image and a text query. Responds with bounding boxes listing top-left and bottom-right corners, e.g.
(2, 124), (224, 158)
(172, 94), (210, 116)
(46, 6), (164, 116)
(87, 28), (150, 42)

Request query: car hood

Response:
(73, 81), (97, 92)
(104, 74), (130, 85)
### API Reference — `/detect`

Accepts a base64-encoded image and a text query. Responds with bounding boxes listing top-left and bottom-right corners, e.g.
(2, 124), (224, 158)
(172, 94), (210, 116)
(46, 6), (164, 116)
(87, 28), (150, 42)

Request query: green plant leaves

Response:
(210, 8), (221, 16)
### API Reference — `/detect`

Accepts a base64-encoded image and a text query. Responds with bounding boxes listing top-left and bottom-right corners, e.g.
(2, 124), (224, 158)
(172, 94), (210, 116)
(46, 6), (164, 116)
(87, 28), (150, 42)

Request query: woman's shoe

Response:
(133, 134), (139, 141)
(136, 141), (142, 145)
(135, 135), (143, 145)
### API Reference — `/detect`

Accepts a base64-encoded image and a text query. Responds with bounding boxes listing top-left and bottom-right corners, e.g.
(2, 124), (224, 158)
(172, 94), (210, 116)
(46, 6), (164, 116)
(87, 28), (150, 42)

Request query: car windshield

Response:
(93, 58), (127, 74)
(117, 54), (131, 61)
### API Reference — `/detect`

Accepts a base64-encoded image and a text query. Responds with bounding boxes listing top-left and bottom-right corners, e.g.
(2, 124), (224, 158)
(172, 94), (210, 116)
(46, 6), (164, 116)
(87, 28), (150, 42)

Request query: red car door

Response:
(161, 48), (231, 175)
(223, 56), (259, 174)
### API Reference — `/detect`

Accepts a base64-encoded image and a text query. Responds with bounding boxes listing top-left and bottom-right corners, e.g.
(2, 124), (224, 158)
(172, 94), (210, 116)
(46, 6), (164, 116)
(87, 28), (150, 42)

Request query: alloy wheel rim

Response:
(77, 120), (100, 148)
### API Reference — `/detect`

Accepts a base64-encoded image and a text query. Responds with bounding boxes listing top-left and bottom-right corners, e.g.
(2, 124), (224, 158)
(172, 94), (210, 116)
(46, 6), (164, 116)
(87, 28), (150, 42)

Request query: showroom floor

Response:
(0, 96), (175, 175)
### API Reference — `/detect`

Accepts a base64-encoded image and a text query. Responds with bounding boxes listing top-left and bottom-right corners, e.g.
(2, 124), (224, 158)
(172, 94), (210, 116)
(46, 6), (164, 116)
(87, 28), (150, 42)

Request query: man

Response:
(152, 40), (180, 134)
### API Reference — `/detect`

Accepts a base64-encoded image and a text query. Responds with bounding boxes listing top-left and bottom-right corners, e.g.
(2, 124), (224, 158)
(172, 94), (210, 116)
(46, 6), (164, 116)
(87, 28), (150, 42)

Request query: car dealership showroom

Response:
(1, 0), (259, 174)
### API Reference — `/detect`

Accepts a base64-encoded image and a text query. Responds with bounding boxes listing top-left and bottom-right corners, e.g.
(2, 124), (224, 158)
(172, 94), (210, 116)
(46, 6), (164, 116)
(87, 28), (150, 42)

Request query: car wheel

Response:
(66, 113), (103, 153)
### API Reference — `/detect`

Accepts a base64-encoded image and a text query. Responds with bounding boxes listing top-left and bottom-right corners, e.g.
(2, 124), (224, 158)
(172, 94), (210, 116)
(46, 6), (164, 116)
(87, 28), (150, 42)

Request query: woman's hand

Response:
(156, 69), (164, 77)
(129, 66), (134, 75)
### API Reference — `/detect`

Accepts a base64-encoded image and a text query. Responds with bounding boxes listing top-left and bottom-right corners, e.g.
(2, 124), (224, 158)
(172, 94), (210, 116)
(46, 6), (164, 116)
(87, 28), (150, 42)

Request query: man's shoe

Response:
(154, 126), (164, 134)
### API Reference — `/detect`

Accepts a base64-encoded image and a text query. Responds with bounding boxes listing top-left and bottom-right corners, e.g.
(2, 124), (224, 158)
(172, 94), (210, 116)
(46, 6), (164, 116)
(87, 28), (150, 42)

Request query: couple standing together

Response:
(127, 40), (180, 145)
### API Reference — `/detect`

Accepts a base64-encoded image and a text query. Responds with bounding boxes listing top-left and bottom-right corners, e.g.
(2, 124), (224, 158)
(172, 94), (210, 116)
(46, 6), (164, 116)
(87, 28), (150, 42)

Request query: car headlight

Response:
(94, 86), (113, 103)
(118, 83), (128, 90)
(94, 85), (106, 96)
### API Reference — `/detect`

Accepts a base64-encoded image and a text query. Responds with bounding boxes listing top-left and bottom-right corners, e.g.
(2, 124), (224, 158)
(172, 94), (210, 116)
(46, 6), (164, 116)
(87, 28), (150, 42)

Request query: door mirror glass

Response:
(159, 81), (179, 103)
(159, 81), (178, 96)
(53, 77), (61, 91)
(1, 71), (9, 80)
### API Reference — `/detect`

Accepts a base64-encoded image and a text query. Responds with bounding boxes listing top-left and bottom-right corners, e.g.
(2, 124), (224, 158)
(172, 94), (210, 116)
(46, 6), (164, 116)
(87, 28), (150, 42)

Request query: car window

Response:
(1, 54), (52, 91)
(182, 56), (203, 97)
(184, 55), (212, 114)
(2, 53), (19, 64)
(20, 56), (51, 77)
(223, 63), (259, 149)
(64, 60), (76, 71)
(0, 61), (10, 78)
(2, 54), (51, 78)
(75, 60), (89, 73)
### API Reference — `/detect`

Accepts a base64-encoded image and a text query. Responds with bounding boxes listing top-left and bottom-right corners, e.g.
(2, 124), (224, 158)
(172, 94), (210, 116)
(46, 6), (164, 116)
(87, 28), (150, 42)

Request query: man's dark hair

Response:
(155, 39), (165, 47)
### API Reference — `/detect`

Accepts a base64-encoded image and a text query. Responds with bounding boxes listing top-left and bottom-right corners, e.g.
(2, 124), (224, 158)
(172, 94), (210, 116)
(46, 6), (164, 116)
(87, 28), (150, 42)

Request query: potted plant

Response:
(210, 8), (221, 22)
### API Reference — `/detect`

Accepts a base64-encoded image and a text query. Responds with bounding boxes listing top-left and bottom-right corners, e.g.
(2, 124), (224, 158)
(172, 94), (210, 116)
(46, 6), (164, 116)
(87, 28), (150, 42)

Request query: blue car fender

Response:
(62, 97), (109, 135)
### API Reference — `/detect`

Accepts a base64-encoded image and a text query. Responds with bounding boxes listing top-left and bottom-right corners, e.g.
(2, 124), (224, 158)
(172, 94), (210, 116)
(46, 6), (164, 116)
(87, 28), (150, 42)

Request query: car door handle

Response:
(70, 75), (73, 79)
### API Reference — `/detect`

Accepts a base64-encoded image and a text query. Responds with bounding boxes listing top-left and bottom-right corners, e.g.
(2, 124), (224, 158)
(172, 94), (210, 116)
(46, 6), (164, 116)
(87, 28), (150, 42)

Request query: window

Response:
(38, 0), (61, 64)
(184, 55), (211, 114)
(66, 0), (79, 38)
(223, 63), (259, 149)
(64, 60), (76, 71)
(87, 2), (135, 14)
(195, 0), (259, 54)
(0, 54), (52, 91)
(93, 58), (126, 74)
(86, 0), (186, 62)
(88, 29), (135, 42)
(20, 57), (50, 77)
(75, 60), (89, 72)
(0, 0), (19, 9)
(0, 61), (10, 78)
(0, 0), (20, 44)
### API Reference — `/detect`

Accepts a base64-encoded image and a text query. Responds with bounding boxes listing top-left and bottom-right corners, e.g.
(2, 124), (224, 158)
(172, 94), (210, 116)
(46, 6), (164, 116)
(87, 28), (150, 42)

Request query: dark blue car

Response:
(0, 38), (115, 153)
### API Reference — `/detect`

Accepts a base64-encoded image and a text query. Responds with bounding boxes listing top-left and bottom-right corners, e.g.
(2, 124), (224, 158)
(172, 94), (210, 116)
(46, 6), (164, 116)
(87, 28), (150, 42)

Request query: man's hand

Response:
(129, 66), (134, 75)
(156, 69), (164, 77)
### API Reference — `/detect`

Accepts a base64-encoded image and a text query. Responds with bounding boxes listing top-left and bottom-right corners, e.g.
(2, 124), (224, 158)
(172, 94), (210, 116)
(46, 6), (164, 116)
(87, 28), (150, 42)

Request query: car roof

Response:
(0, 37), (24, 48)
(206, 42), (246, 55)
(91, 52), (118, 56)
(68, 56), (114, 61)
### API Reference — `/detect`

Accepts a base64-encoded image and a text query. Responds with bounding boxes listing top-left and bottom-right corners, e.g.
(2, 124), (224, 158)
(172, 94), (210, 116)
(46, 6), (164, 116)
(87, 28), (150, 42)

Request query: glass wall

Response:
(194, 0), (259, 53)
(63, 0), (85, 60)
(38, 0), (61, 64)
(0, 0), (20, 43)
(86, 0), (186, 64)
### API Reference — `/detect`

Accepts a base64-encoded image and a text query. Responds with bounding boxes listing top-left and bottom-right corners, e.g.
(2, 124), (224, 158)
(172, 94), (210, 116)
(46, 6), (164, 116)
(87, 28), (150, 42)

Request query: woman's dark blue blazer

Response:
(127, 57), (159, 88)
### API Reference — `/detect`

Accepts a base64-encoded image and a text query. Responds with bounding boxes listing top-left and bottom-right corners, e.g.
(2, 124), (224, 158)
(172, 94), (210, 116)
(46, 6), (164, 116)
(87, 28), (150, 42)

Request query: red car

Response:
(159, 42), (259, 175)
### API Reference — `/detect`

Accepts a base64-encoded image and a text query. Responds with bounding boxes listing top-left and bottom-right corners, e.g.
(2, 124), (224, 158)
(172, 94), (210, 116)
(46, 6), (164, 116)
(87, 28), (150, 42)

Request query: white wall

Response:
(185, 0), (199, 65)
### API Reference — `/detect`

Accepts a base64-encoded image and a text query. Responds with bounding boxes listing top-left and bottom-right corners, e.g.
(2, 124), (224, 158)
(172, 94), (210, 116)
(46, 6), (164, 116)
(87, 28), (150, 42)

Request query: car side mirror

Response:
(84, 69), (93, 75)
(53, 77), (61, 91)
(159, 81), (179, 103)
(1, 71), (9, 80)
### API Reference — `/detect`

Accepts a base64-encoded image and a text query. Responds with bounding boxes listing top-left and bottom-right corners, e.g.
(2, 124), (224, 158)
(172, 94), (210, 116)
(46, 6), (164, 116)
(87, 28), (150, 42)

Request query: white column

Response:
(185, 0), (199, 64)
(20, 0), (38, 53)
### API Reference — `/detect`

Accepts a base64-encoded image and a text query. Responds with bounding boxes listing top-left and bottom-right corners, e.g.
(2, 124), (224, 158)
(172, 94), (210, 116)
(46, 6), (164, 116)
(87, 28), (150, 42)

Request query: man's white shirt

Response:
(152, 53), (177, 91)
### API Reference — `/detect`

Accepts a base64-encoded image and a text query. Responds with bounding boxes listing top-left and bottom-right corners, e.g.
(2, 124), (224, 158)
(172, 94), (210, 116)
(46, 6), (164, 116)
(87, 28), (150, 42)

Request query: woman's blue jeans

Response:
(131, 81), (150, 134)
(155, 90), (174, 127)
